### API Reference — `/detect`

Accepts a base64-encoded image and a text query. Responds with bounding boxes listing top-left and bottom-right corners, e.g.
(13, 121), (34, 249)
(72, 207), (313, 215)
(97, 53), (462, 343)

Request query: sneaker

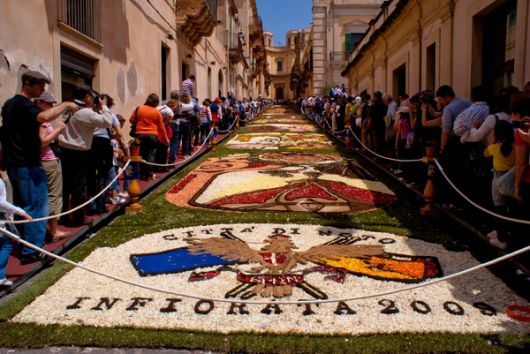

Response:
(0, 278), (13, 287)
(486, 230), (507, 250)
(117, 192), (129, 198)
(109, 197), (127, 205)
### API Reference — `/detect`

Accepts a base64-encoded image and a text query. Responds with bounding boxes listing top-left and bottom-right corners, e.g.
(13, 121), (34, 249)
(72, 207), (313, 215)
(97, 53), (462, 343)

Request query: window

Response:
(161, 45), (169, 101)
(277, 61), (283, 73)
(60, 46), (95, 101)
(345, 33), (363, 53)
(182, 62), (189, 85)
(61, 0), (101, 41)
(426, 43), (436, 91)
(392, 64), (407, 99)
(478, 0), (517, 96)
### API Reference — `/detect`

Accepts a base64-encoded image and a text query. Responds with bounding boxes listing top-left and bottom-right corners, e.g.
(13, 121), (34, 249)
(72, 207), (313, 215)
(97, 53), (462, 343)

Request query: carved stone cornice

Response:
(175, 0), (216, 47)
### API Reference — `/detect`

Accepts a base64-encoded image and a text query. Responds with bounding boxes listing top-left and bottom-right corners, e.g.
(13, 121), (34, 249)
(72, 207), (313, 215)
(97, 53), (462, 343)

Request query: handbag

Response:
(129, 107), (139, 137)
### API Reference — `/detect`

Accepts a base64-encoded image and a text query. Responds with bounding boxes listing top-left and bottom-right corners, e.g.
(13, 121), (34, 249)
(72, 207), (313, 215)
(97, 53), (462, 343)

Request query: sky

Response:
(256, 0), (312, 46)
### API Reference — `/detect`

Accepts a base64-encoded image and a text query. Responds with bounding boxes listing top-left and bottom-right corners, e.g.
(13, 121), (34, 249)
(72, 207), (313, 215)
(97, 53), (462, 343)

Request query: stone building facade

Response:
(342, 0), (530, 99)
(265, 29), (312, 100)
(312, 0), (383, 96)
(0, 0), (267, 123)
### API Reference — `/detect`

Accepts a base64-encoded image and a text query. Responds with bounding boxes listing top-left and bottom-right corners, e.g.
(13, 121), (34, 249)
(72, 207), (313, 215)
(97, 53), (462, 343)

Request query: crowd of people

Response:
(300, 82), (530, 249)
(0, 70), (266, 287)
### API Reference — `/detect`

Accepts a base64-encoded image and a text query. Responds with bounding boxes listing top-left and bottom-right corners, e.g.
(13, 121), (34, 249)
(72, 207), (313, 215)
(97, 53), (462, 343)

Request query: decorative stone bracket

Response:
(175, 0), (216, 47)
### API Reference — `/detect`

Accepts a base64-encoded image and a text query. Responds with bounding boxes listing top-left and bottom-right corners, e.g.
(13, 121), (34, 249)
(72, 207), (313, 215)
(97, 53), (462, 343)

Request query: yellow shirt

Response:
(484, 143), (515, 172)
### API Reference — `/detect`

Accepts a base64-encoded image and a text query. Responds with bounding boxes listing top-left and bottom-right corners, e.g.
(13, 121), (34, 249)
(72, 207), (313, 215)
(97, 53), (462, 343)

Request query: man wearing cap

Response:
(0, 70), (77, 264)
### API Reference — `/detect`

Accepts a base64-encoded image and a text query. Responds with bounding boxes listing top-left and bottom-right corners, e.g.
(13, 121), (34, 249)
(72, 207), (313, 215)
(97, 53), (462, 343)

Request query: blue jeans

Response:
(200, 121), (211, 144)
(169, 121), (190, 163)
(0, 215), (17, 279)
(7, 166), (48, 257)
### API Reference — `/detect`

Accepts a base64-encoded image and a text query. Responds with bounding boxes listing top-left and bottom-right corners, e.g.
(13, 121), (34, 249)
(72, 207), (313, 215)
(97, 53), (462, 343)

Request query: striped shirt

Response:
(199, 106), (212, 123)
(181, 79), (195, 97)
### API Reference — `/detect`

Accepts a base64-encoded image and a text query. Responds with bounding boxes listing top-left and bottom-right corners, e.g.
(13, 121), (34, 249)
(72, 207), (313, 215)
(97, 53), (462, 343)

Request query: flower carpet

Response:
(164, 153), (396, 213)
(13, 224), (528, 335)
(226, 132), (333, 150)
(245, 123), (319, 132)
(2, 105), (529, 352)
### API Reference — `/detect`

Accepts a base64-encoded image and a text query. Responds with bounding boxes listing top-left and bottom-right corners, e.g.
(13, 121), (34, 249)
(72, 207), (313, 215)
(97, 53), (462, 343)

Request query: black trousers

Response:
(88, 136), (113, 211)
(138, 134), (157, 179)
(60, 147), (90, 224)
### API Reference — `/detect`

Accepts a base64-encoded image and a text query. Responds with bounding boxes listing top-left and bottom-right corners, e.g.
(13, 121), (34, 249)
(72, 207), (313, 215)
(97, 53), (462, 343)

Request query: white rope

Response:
(1, 225), (528, 305)
(217, 117), (238, 133)
(348, 127), (424, 163)
(0, 160), (131, 225)
(141, 129), (215, 167)
(434, 159), (530, 225)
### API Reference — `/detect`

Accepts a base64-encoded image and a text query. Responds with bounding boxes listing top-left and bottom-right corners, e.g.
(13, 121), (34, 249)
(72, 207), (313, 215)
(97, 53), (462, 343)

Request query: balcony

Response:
(175, 0), (216, 47)
(229, 34), (248, 68)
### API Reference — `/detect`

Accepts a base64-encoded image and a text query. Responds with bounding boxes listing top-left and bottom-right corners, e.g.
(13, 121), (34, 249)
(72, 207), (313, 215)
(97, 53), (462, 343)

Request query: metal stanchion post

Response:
(125, 142), (143, 213)
(420, 145), (437, 216)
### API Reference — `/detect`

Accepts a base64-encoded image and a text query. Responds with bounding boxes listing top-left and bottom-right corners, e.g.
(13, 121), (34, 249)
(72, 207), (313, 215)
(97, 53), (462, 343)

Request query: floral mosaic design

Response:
(245, 124), (319, 133)
(165, 153), (396, 213)
(13, 224), (529, 335)
(226, 133), (333, 150)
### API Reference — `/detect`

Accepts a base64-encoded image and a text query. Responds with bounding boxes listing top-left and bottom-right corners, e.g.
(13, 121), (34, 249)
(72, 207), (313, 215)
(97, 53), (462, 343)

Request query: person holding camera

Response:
(88, 94), (122, 214)
(58, 86), (113, 227)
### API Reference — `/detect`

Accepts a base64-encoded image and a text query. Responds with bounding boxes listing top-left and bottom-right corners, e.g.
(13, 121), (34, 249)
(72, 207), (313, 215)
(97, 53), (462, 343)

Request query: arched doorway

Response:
(276, 87), (284, 100)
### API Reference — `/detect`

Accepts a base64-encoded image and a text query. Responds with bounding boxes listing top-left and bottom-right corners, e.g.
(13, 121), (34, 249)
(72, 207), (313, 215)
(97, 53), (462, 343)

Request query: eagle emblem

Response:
(131, 232), (443, 300)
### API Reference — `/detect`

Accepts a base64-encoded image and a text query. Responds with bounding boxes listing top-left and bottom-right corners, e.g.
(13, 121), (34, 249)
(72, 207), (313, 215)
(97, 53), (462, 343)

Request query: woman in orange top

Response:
(130, 93), (169, 180)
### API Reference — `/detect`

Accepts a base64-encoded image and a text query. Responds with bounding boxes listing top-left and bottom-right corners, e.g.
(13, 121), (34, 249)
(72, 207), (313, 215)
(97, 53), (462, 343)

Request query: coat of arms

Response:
(131, 232), (442, 300)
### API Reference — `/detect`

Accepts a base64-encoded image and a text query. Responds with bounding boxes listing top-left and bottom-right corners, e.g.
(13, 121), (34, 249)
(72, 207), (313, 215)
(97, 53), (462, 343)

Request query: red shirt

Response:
(515, 130), (530, 183)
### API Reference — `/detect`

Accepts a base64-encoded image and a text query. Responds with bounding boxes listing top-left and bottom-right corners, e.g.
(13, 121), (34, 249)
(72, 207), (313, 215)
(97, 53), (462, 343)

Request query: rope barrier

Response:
(0, 160), (131, 225)
(217, 118), (238, 133)
(348, 127), (424, 163)
(1, 225), (528, 305)
(434, 159), (530, 225)
(141, 128), (215, 167)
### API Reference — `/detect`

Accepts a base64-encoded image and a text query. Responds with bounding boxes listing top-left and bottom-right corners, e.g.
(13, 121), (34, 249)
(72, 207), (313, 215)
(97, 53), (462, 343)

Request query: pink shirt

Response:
(40, 123), (58, 161)
(397, 118), (411, 140)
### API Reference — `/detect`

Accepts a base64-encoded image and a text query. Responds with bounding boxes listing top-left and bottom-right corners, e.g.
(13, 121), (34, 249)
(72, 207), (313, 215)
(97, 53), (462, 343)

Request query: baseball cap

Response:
(37, 91), (56, 103)
(22, 70), (51, 84)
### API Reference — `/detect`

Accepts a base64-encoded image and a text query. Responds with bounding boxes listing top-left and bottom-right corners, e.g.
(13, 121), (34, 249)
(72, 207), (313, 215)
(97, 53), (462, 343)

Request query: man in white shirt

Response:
(59, 86), (112, 226)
